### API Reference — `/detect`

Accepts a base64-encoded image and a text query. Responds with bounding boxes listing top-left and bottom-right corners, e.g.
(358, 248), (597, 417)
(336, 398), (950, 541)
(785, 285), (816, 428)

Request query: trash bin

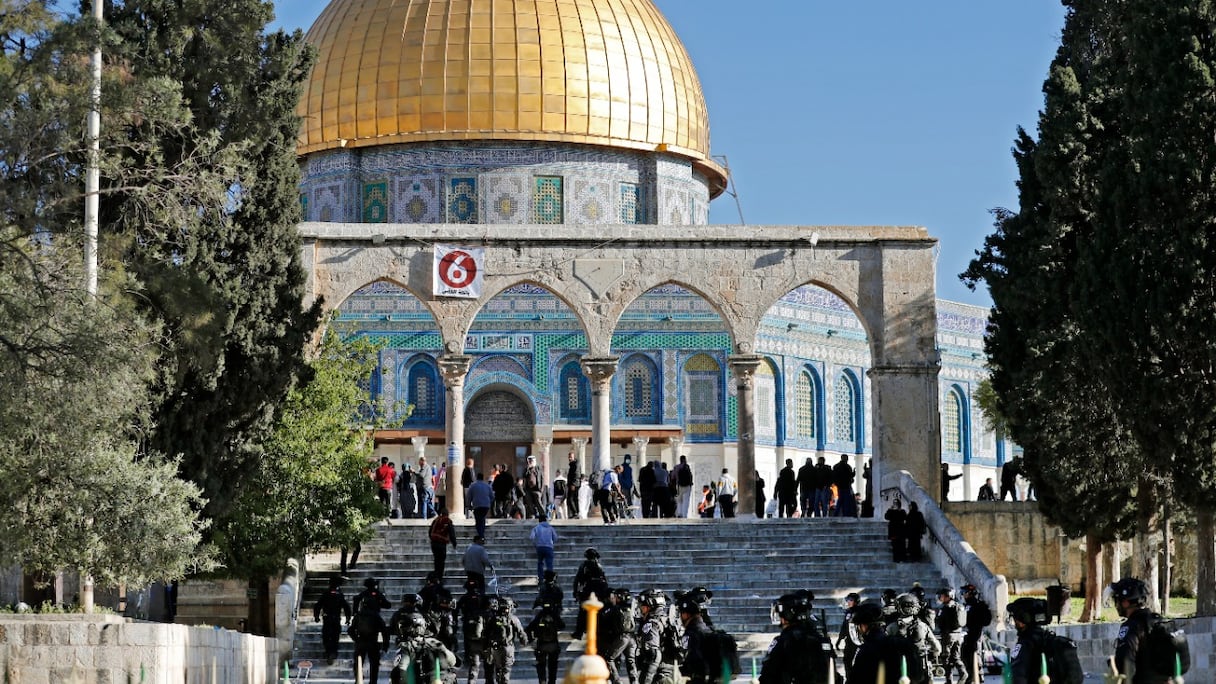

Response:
(1045, 584), (1071, 623)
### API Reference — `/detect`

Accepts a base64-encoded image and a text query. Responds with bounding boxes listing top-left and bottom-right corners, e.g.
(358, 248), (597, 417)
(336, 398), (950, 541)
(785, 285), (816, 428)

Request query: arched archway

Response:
(465, 387), (536, 479)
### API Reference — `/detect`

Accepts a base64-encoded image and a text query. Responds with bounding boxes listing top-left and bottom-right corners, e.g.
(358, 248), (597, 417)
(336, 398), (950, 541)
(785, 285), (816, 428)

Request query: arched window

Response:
(834, 372), (857, 444)
(404, 357), (441, 424)
(620, 355), (660, 423)
(944, 387), (964, 454)
(559, 360), (590, 423)
(684, 354), (721, 439)
(756, 361), (777, 443)
(795, 370), (816, 440)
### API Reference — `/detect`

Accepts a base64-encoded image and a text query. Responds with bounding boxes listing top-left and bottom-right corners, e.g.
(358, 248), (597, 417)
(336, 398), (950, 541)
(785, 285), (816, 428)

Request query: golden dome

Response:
(298, 0), (726, 194)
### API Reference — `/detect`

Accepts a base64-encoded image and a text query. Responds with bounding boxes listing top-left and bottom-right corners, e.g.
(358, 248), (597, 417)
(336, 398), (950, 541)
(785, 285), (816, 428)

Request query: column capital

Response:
(438, 354), (473, 386)
(571, 437), (588, 449)
(727, 354), (764, 382)
(580, 356), (620, 384)
(411, 436), (429, 447)
(631, 436), (650, 448)
(535, 438), (552, 449)
(667, 435), (684, 448)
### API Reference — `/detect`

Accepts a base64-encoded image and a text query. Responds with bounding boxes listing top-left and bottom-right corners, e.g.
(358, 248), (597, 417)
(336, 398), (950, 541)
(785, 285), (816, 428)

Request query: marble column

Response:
(410, 436), (428, 517)
(439, 354), (473, 520)
(535, 437), (552, 498)
(631, 436), (649, 464)
(729, 354), (762, 518)
(572, 437), (588, 479)
(580, 356), (619, 474)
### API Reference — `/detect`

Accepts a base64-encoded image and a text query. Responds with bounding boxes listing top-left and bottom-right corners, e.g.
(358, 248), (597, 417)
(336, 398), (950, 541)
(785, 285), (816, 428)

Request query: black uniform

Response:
(572, 558), (609, 637)
(457, 590), (488, 684)
(1114, 607), (1165, 684)
(313, 586), (352, 663)
(526, 607), (566, 684)
(1009, 624), (1049, 684)
(678, 614), (714, 684)
(960, 594), (992, 680)
(851, 629), (927, 684)
(759, 621), (832, 684)
(935, 599), (966, 683)
(351, 608), (390, 683)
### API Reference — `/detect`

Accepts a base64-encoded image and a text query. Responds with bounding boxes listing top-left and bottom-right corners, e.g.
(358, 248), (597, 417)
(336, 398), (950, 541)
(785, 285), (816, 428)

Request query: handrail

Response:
(881, 469), (1008, 632)
(276, 558), (304, 660)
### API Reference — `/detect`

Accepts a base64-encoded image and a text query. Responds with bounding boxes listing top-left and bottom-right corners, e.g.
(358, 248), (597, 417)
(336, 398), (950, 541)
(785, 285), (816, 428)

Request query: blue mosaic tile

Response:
(362, 181), (388, 223)
(533, 176), (563, 224)
(448, 177), (478, 223)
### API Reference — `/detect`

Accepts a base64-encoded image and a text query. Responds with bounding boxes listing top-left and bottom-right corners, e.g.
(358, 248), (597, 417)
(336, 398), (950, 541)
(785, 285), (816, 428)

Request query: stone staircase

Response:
(289, 517), (947, 683)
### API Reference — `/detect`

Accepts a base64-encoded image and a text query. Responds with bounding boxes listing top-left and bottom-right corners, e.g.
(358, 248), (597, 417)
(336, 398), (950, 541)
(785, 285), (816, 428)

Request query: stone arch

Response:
(464, 279), (592, 353)
(750, 279), (880, 364)
(319, 277), (442, 331)
(607, 278), (739, 354)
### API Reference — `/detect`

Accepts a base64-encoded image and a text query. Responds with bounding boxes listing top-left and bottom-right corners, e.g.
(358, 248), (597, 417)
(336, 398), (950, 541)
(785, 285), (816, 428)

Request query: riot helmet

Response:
(895, 593), (920, 617)
(1006, 597), (1050, 627)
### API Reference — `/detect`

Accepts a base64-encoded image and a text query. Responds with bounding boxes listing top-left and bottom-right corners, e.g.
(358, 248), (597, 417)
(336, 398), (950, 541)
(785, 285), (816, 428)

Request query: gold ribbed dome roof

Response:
(298, 0), (725, 194)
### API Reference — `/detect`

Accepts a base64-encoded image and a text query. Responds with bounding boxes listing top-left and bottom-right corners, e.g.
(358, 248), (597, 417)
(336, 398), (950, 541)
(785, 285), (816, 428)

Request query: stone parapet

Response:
(944, 501), (1085, 592)
(0, 614), (278, 684)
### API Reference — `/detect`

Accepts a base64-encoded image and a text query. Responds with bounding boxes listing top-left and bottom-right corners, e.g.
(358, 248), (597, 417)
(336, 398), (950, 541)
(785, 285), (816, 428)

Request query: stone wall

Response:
(944, 502), (1086, 592)
(0, 614), (279, 684)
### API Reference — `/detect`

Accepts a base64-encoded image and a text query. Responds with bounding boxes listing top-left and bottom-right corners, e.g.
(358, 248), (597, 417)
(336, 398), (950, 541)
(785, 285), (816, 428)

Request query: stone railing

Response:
(275, 557), (304, 660)
(0, 614), (280, 682)
(882, 468), (1009, 631)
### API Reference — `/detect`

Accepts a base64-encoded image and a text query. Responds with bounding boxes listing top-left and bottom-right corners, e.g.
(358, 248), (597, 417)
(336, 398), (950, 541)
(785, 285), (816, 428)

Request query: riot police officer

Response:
(636, 590), (682, 684)
(391, 611), (459, 684)
(850, 601), (926, 684)
(759, 591), (834, 684)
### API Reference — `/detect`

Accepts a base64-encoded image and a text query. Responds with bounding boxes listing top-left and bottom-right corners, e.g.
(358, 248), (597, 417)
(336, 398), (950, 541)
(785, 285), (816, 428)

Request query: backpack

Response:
(798, 626), (836, 684)
(1039, 631), (1083, 684)
(1143, 615), (1190, 676)
(677, 464), (693, 487)
(486, 612), (513, 645)
(660, 620), (686, 661)
(350, 610), (381, 643)
(966, 600), (992, 629)
(429, 517), (451, 543)
(534, 613), (561, 643)
(462, 610), (485, 641)
(700, 628), (741, 680)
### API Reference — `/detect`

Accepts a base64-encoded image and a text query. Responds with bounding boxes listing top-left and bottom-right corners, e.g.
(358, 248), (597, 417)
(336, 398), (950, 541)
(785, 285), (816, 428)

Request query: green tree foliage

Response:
(101, 0), (322, 523)
(965, 0), (1216, 612)
(0, 2), (220, 591)
(212, 329), (387, 580)
(0, 241), (211, 591)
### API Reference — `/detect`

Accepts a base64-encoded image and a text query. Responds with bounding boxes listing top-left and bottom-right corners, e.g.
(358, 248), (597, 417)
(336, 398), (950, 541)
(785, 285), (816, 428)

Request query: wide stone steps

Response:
(290, 518), (946, 683)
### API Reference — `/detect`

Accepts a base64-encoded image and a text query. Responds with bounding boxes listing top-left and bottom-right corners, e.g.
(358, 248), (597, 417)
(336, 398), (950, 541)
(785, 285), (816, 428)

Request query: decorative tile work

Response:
(533, 176), (563, 224)
(315, 183), (343, 222)
(663, 350), (679, 421)
(485, 175), (528, 224)
(448, 177), (478, 223)
(756, 361), (777, 441)
(533, 334), (588, 391)
(943, 388), (962, 453)
(833, 373), (856, 444)
(299, 194), (309, 220)
(683, 353), (721, 439)
(398, 177), (440, 223)
(472, 354), (532, 381)
(362, 180), (389, 223)
(795, 371), (816, 439)
(620, 183), (641, 224)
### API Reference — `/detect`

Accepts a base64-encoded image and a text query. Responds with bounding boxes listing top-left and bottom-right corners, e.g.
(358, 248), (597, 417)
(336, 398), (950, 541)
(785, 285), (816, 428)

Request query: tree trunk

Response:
(1081, 529), (1102, 622)
(1197, 509), (1216, 616)
(1161, 514), (1171, 615)
(1133, 476), (1161, 612)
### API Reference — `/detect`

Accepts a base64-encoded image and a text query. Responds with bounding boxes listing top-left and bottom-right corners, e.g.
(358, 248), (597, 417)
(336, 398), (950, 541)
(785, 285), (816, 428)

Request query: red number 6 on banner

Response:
(438, 250), (477, 288)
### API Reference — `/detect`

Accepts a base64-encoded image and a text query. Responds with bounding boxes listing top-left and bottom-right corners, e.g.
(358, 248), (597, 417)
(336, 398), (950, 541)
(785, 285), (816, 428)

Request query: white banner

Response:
(433, 244), (484, 299)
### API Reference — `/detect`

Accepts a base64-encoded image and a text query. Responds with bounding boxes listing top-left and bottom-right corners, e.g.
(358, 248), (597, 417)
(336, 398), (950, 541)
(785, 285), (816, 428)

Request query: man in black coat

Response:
(638, 460), (656, 518)
(774, 459), (798, 518)
(831, 454), (856, 517)
(313, 576), (351, 664)
(796, 458), (815, 518)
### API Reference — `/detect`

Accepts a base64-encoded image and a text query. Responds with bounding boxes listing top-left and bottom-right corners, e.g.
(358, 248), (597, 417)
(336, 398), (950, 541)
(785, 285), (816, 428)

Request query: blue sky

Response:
(271, 1), (1067, 306)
